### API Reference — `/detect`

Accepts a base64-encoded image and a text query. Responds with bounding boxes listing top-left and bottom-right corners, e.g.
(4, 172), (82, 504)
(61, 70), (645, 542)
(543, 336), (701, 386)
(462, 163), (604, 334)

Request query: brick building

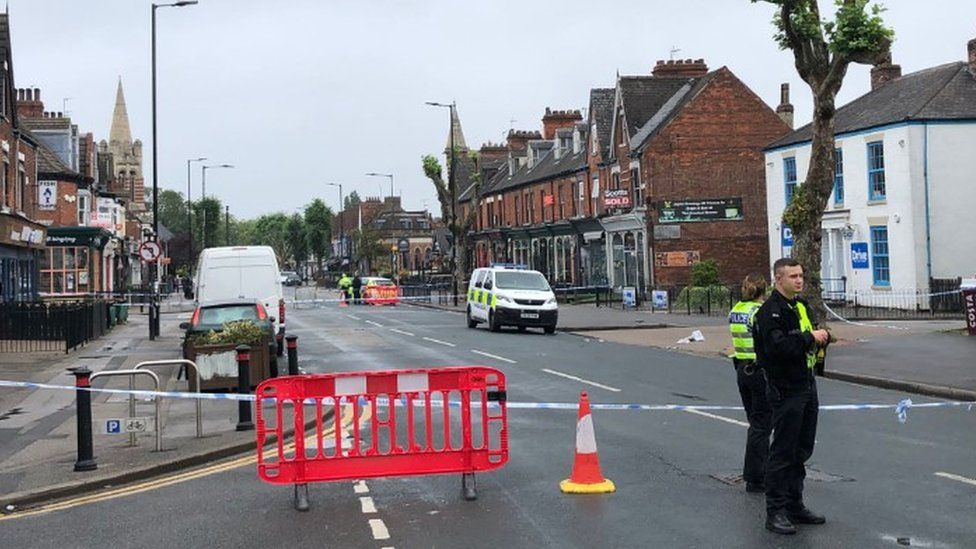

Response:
(332, 196), (435, 275)
(454, 58), (789, 292)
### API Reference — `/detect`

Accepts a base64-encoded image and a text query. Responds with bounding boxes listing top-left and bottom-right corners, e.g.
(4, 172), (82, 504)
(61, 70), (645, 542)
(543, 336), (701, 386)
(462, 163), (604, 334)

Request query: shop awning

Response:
(46, 226), (113, 248)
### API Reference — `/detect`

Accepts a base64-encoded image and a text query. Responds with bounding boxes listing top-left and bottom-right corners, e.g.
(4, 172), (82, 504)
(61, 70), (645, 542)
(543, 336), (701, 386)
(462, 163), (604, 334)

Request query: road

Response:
(2, 296), (974, 548)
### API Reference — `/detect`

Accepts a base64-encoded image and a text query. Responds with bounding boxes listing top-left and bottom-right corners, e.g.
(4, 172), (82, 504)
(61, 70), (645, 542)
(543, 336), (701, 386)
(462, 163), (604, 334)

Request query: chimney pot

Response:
(776, 83), (794, 129)
(34, 88), (40, 101)
(968, 38), (976, 74)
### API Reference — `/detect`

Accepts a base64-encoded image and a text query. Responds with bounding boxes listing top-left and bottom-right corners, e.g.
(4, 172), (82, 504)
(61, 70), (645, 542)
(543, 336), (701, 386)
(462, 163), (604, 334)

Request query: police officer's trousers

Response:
(764, 378), (818, 516)
(734, 360), (770, 485)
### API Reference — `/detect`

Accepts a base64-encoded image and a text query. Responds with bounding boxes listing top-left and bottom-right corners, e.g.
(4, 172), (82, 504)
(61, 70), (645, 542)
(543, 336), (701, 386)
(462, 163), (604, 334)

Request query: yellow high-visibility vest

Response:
(728, 300), (761, 361)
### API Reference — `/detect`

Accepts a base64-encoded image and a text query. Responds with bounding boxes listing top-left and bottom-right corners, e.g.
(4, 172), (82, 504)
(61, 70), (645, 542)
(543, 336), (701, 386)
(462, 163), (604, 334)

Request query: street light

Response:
(326, 182), (344, 261)
(425, 101), (459, 306)
(186, 156), (206, 271)
(150, 0), (197, 340)
(365, 172), (394, 198)
(201, 163), (234, 248)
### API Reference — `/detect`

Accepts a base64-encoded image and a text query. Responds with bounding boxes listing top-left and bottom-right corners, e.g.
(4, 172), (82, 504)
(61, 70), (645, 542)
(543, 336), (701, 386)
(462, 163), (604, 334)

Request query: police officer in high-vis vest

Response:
(754, 258), (830, 536)
(728, 273), (771, 495)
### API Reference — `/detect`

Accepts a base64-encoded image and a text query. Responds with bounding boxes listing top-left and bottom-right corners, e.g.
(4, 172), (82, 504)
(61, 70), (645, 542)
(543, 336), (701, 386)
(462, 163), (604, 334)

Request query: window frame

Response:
(870, 225), (890, 287)
(783, 156), (797, 205)
(867, 140), (886, 201)
(833, 147), (844, 206)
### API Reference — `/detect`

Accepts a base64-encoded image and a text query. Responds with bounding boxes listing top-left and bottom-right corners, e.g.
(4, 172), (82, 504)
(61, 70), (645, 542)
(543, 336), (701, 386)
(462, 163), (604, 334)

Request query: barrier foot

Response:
(294, 483), (310, 512)
(461, 473), (477, 501)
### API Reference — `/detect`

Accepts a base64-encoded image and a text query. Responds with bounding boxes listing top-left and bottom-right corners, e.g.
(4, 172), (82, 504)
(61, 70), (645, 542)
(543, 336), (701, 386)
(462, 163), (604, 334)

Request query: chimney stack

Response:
(776, 83), (794, 129)
(506, 129), (541, 152)
(652, 58), (709, 78)
(870, 53), (902, 90)
(541, 108), (583, 140)
(968, 37), (976, 74)
(16, 87), (45, 119)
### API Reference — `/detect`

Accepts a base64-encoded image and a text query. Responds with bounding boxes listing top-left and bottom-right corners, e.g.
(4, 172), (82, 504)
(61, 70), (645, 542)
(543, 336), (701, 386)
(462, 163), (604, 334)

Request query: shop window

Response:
(40, 247), (90, 295)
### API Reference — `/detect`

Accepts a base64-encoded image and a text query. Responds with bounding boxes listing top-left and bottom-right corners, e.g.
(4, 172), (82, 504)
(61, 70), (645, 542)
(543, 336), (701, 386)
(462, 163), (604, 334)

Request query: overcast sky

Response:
(8, 0), (974, 219)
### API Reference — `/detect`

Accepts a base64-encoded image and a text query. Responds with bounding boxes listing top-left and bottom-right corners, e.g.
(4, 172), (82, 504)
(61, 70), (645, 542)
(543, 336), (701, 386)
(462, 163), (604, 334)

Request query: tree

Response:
(158, 189), (188, 235)
(344, 190), (362, 211)
(422, 152), (479, 289)
(193, 196), (223, 252)
(755, 0), (893, 319)
(352, 226), (385, 273)
(252, 213), (290, 265)
(304, 198), (333, 276)
(286, 213), (308, 270)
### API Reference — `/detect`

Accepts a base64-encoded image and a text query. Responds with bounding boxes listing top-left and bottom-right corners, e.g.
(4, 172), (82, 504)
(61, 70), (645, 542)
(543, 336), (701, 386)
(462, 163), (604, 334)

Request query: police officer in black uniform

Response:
(754, 258), (829, 535)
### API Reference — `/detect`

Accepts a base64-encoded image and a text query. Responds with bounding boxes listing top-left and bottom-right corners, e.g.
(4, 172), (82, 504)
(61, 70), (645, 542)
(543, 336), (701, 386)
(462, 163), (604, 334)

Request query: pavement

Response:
(404, 293), (976, 401)
(2, 299), (973, 547)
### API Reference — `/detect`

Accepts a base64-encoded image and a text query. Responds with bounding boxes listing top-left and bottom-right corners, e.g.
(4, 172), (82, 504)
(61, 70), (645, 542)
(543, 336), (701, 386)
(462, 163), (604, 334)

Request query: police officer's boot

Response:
(765, 512), (797, 535)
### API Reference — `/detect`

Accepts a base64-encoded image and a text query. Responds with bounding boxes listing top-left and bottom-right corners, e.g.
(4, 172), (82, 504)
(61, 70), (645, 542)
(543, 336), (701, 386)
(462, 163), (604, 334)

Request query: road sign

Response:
(139, 241), (162, 262)
(103, 417), (154, 434)
(398, 238), (410, 253)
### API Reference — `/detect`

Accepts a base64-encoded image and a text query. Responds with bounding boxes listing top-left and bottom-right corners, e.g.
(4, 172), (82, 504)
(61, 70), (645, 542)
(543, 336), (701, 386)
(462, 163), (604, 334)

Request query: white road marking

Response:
(360, 496), (377, 513)
(353, 480), (369, 494)
(345, 314), (362, 321)
(389, 328), (415, 337)
(369, 519), (391, 540)
(935, 471), (976, 487)
(422, 336), (456, 347)
(682, 408), (750, 428)
(365, 320), (384, 328)
(471, 350), (517, 364)
(541, 368), (621, 392)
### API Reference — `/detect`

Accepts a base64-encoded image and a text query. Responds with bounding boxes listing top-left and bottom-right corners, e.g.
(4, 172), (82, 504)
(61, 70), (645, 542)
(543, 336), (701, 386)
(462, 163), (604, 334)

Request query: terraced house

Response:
(458, 58), (789, 294)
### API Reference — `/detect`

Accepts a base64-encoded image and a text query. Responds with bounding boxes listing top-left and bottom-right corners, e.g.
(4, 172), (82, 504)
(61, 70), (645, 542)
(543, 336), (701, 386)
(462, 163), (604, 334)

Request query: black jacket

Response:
(754, 289), (816, 390)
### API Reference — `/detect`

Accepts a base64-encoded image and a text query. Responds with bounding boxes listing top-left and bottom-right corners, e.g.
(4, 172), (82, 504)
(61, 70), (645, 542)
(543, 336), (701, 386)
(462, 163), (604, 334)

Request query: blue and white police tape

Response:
(2, 379), (973, 423)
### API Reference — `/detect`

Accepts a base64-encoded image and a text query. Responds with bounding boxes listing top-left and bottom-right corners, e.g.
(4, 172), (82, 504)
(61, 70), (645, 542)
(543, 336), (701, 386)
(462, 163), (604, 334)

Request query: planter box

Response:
(186, 339), (274, 392)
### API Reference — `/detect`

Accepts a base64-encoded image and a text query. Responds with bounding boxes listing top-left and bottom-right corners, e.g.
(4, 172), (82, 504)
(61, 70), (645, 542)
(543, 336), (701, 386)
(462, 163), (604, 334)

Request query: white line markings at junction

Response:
(682, 408), (749, 428)
(360, 496), (377, 513)
(369, 518), (391, 540)
(541, 368), (621, 392)
(353, 479), (369, 493)
(365, 320), (384, 328)
(389, 328), (415, 337)
(346, 314), (362, 321)
(935, 471), (976, 487)
(422, 336), (456, 347)
(471, 350), (517, 364)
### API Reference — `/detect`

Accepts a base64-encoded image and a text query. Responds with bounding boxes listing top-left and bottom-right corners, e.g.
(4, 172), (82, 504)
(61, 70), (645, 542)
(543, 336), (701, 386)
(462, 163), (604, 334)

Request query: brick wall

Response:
(642, 68), (790, 285)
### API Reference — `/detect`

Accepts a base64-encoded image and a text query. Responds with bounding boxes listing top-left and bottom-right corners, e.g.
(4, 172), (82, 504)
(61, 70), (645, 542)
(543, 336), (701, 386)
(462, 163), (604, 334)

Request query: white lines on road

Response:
(345, 314), (362, 321)
(389, 328), (415, 337)
(541, 368), (621, 392)
(935, 471), (976, 487)
(353, 480), (369, 493)
(369, 519), (391, 540)
(422, 336), (456, 347)
(360, 496), (377, 513)
(682, 408), (749, 428)
(471, 349), (517, 364)
(364, 320), (384, 328)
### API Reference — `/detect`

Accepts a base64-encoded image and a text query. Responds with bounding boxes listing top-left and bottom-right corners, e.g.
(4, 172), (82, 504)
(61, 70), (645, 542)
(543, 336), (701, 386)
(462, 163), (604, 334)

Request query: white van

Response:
(195, 246), (285, 354)
(466, 266), (558, 334)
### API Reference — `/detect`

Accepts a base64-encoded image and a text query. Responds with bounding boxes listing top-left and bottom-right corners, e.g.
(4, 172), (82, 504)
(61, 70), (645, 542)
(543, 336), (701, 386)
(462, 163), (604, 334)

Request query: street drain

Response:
(711, 467), (854, 487)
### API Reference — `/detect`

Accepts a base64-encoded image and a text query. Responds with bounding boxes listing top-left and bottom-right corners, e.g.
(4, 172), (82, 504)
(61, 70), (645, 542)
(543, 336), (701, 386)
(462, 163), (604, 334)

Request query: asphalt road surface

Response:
(2, 298), (974, 548)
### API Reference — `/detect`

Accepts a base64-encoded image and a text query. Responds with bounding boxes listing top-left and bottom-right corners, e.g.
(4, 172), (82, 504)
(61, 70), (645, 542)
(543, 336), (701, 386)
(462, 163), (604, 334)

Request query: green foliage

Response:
(674, 285), (732, 314)
(304, 199), (333, 273)
(192, 197), (223, 250)
(252, 213), (290, 265)
(344, 190), (362, 210)
(353, 227), (385, 269)
(158, 190), (188, 235)
(690, 259), (720, 287)
(830, 0), (893, 57)
(286, 213), (308, 266)
(193, 320), (266, 346)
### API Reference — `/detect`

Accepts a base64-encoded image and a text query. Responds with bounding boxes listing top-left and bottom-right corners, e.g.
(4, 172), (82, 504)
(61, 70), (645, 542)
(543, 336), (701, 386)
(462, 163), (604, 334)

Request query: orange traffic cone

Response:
(339, 294), (348, 308)
(560, 391), (615, 494)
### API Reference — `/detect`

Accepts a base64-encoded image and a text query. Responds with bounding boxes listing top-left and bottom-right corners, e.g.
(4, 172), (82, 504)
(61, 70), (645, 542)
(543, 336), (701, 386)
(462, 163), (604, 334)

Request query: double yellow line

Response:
(1, 404), (363, 521)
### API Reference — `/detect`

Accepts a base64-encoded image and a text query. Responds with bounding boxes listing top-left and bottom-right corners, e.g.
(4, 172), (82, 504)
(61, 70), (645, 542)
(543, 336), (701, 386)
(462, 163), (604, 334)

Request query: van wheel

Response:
(489, 311), (501, 332)
(544, 324), (556, 335)
(466, 308), (477, 328)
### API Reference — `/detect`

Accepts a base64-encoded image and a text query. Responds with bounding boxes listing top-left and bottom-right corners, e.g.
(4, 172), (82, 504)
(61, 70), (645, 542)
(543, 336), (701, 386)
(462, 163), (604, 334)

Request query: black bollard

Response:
(286, 335), (299, 376)
(236, 345), (254, 431)
(70, 367), (97, 472)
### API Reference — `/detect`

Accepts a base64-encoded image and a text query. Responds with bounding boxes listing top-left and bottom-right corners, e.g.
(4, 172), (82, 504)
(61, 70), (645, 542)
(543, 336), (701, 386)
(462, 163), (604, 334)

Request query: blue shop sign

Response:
(851, 242), (869, 269)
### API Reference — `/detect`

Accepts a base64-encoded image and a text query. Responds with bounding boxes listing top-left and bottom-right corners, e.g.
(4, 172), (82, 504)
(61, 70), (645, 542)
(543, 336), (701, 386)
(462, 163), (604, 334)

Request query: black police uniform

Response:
(754, 289), (820, 523)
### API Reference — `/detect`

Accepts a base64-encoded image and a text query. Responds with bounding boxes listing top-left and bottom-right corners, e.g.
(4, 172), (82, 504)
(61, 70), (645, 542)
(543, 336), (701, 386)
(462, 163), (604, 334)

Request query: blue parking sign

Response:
(851, 242), (869, 269)
(781, 226), (794, 247)
(106, 419), (121, 434)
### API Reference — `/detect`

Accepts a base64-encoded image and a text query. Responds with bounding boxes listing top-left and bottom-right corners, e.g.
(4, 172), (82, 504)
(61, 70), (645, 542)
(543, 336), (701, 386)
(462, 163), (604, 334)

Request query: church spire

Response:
(109, 77), (132, 146)
(444, 105), (468, 153)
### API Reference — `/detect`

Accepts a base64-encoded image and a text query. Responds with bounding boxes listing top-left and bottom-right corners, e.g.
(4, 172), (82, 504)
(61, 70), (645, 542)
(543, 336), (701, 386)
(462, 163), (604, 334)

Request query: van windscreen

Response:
(494, 271), (550, 291)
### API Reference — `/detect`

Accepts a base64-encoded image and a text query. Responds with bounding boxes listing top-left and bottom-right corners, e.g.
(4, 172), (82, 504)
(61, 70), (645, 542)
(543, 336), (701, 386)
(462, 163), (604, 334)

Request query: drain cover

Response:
(711, 467), (853, 486)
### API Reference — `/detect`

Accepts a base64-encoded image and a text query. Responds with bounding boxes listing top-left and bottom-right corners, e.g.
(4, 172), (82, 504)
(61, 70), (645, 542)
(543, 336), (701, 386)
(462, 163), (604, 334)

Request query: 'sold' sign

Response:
(603, 189), (631, 209)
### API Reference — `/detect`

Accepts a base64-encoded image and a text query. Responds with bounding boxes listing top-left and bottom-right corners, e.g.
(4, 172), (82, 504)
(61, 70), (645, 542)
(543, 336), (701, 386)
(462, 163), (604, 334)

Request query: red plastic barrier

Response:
(255, 366), (508, 492)
(364, 285), (399, 305)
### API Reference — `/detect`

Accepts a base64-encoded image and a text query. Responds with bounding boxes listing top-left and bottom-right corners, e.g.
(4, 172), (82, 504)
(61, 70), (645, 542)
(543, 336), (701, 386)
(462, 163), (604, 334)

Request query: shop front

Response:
(0, 213), (46, 302)
(601, 213), (648, 292)
(42, 226), (113, 297)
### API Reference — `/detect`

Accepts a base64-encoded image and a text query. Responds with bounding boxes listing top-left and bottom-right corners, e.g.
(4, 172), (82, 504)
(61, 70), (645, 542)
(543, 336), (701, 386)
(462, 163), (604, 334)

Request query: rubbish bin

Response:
(962, 278), (976, 336)
(108, 304), (119, 327)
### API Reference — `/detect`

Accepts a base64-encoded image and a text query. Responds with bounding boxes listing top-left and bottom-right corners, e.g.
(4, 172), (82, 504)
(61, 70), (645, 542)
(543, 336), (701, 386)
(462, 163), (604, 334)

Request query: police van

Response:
(466, 265), (558, 334)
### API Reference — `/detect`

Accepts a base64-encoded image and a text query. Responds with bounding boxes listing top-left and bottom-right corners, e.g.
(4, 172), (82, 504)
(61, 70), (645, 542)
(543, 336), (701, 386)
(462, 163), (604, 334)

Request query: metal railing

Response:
(0, 299), (111, 353)
(89, 369), (162, 451)
(134, 359), (203, 438)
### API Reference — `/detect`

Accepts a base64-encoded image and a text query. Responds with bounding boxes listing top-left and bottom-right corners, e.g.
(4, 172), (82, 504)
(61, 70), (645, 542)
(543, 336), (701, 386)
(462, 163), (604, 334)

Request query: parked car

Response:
(280, 271), (302, 287)
(179, 299), (276, 357)
(194, 246), (285, 355)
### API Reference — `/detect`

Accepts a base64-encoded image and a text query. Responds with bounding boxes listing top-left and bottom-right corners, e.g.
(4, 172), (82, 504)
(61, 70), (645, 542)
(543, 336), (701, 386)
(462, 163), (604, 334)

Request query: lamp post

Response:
(150, 0), (197, 340)
(326, 182), (344, 261)
(186, 157), (206, 271)
(201, 163), (234, 248)
(365, 172), (394, 198)
(425, 101), (458, 306)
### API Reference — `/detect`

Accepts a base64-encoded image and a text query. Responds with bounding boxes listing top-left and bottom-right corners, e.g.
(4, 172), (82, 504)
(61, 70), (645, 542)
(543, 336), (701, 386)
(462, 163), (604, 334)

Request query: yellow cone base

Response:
(559, 478), (616, 494)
